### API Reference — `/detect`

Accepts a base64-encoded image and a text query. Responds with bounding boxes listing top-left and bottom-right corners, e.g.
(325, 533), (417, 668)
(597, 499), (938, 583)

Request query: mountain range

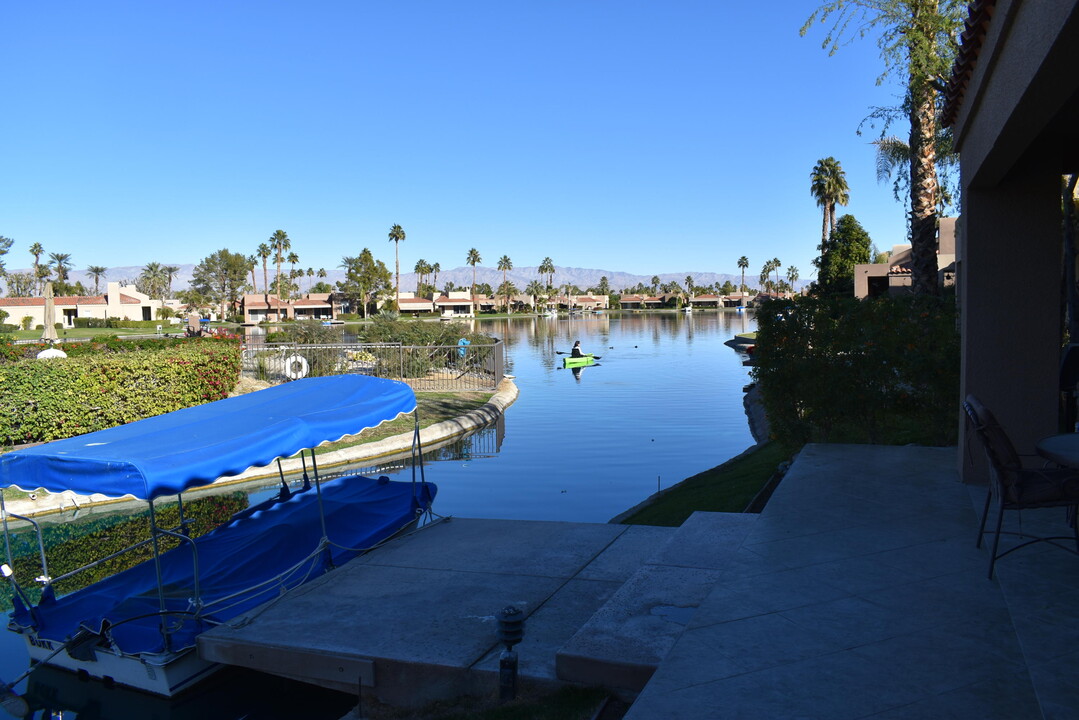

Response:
(43, 265), (766, 296)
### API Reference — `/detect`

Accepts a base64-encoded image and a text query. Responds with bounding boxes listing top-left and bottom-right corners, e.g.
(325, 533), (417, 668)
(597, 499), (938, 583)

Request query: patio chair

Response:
(963, 395), (1079, 579)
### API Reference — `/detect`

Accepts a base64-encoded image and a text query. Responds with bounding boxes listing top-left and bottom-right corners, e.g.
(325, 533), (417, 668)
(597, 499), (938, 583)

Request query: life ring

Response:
(283, 354), (309, 380)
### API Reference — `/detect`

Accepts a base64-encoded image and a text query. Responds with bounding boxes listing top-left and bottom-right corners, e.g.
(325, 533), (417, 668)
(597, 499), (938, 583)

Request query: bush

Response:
(751, 295), (959, 446)
(20, 316), (32, 331)
(0, 340), (242, 444)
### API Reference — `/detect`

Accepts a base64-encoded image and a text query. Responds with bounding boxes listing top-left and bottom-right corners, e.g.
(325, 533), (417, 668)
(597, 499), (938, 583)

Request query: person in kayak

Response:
(571, 340), (586, 358)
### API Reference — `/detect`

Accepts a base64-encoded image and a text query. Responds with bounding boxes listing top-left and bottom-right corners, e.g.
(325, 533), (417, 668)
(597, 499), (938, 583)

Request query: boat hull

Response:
(562, 355), (595, 368)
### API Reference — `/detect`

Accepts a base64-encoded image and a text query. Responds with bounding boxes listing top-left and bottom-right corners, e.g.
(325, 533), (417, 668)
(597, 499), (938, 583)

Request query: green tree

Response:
(286, 251), (300, 300)
(29, 243), (44, 295)
(772, 258), (782, 292)
(737, 256), (749, 294)
(269, 230), (290, 312)
(163, 265), (181, 299)
(431, 262), (441, 291)
(190, 249), (250, 320)
(498, 280), (519, 312)
(6, 272), (34, 297)
(810, 157), (850, 249)
(466, 248), (482, 303)
(814, 214), (872, 294)
(48, 252), (73, 294)
(86, 265), (108, 294)
(539, 257), (556, 291)
(257, 242), (272, 294)
(597, 276), (610, 296)
(0, 236), (12, 287)
(414, 259), (431, 293)
(337, 249), (392, 319)
(137, 262), (168, 300)
(388, 223), (405, 302)
(497, 255), (513, 312)
(787, 265), (800, 292)
(525, 279), (545, 311)
(803, 0), (963, 295)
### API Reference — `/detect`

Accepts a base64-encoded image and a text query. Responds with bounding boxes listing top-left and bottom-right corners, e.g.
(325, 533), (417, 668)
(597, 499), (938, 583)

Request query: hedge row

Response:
(0, 336), (236, 364)
(0, 342), (242, 445)
(751, 294), (960, 447)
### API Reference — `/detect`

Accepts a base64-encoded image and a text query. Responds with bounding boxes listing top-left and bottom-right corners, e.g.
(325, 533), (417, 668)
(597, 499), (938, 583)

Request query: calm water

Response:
(0, 310), (756, 717)
(361, 310), (758, 521)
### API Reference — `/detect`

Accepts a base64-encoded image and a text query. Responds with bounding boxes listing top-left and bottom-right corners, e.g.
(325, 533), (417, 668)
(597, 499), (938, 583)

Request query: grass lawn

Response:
(314, 392), (493, 454)
(619, 441), (798, 527)
(9, 327), (152, 341)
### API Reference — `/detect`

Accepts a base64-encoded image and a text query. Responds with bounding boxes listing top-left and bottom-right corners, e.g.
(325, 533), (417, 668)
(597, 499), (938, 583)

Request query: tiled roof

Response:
(292, 299), (330, 307)
(0, 295), (108, 307)
(0, 297), (44, 307)
(942, 0), (996, 127)
(435, 296), (471, 305)
(398, 297), (432, 305)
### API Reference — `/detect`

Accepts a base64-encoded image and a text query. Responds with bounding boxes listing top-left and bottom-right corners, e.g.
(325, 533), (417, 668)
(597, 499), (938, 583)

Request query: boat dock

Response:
(199, 445), (1079, 717)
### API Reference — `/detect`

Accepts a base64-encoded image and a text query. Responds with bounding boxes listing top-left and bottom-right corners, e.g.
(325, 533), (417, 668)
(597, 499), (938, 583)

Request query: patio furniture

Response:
(962, 395), (1079, 579)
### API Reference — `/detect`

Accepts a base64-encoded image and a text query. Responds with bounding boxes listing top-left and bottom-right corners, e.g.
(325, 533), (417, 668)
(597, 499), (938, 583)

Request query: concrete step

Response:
(555, 512), (759, 692)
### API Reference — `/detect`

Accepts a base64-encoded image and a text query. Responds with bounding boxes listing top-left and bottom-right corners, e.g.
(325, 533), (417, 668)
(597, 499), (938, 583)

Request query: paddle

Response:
(556, 351), (602, 359)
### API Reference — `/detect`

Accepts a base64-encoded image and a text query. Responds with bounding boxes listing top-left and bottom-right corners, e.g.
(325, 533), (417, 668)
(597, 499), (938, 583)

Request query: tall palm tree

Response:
(163, 265), (180, 299)
(49, 252), (73, 286)
(388, 224), (405, 303)
(431, 262), (440, 291)
(466, 248), (482, 303)
(685, 275), (695, 298)
(269, 230), (290, 315)
(539, 257), (555, 291)
(306, 267), (314, 292)
(413, 259), (430, 293)
(29, 243), (44, 295)
(86, 265), (108, 294)
(650, 276), (660, 294)
(737, 256), (749, 294)
(810, 157), (850, 250)
(786, 265), (800, 293)
(497, 255), (513, 312)
(525, 280), (545, 312)
(286, 251), (300, 300)
(246, 256), (258, 295)
(771, 258), (782, 292)
(257, 242), (272, 294)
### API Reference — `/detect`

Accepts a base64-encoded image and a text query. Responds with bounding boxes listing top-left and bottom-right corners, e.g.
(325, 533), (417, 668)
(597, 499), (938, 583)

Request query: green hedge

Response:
(751, 294), (959, 446)
(0, 342), (242, 445)
(72, 317), (168, 329)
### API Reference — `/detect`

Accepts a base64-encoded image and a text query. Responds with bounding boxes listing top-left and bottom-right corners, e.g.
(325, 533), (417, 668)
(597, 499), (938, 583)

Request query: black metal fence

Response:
(241, 340), (504, 392)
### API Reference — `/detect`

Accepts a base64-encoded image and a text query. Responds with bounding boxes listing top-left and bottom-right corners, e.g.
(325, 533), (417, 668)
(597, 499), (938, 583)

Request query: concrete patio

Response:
(200, 443), (1079, 718)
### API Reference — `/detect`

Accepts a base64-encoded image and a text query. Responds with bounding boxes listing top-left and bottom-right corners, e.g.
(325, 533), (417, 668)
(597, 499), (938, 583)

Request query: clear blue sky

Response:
(1, 1), (910, 283)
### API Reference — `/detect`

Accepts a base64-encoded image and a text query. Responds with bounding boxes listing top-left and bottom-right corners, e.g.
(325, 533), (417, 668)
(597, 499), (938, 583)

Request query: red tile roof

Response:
(942, 0), (996, 127)
(292, 299), (330, 307)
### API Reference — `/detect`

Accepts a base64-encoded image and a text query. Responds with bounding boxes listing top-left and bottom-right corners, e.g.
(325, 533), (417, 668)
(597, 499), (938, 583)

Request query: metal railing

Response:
(241, 340), (504, 392)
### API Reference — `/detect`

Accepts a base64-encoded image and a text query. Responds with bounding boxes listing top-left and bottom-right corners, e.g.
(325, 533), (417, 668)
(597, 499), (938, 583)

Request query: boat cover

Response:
(0, 375), (416, 500)
(13, 474), (436, 654)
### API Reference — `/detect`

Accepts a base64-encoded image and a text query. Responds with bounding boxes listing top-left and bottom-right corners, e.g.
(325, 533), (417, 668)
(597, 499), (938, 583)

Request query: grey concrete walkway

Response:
(625, 444), (1079, 719)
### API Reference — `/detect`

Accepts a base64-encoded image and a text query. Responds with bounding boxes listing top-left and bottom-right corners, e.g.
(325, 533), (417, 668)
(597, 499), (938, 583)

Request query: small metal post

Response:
(496, 606), (525, 702)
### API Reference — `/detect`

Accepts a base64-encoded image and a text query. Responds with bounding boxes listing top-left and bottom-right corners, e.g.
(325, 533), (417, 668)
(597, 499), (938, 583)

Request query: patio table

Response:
(1036, 433), (1079, 468)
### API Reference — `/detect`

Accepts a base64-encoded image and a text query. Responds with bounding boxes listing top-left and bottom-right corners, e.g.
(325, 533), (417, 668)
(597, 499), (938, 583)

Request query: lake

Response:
(0, 309), (757, 717)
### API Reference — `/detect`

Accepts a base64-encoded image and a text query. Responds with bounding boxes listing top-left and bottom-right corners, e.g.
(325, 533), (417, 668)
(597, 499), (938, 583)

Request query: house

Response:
(242, 294), (292, 323)
(619, 294), (663, 309)
(853, 218), (958, 298)
(689, 294), (722, 309)
(395, 292), (436, 315)
(942, 0), (1079, 477)
(241, 293), (343, 323)
(434, 291), (475, 318)
(0, 282), (162, 328)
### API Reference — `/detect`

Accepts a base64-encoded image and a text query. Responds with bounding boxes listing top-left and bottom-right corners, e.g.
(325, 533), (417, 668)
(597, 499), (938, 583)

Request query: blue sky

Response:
(1, 1), (910, 284)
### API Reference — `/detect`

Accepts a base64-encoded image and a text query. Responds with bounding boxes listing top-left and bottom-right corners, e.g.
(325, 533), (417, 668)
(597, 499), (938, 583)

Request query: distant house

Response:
(853, 218), (957, 299)
(434, 291), (475, 318)
(396, 292), (436, 315)
(0, 281), (162, 327)
(619, 294), (662, 309)
(241, 293), (342, 323)
(690, 294), (722, 309)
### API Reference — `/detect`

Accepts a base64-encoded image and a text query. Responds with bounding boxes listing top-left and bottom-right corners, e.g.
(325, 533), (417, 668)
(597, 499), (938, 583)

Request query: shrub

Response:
(751, 294), (959, 446)
(0, 341), (241, 444)
(20, 317), (32, 331)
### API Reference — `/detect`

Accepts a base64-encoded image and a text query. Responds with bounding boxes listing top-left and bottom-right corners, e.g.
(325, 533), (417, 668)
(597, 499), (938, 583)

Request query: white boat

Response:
(0, 375), (436, 698)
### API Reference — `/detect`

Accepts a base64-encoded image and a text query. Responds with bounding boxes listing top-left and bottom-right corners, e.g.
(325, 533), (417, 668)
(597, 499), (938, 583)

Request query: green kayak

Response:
(563, 354), (595, 368)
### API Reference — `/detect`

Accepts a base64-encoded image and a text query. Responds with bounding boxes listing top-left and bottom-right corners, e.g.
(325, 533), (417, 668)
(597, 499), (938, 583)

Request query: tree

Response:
(6, 272), (34, 297)
(787, 266), (800, 292)
(597, 276), (610, 296)
(269, 230), (290, 313)
(388, 224), (405, 301)
(772, 258), (782, 292)
(431, 262), (440, 291)
(803, 0), (964, 295)
(137, 262), (168, 300)
(497, 255), (513, 312)
(86, 265), (108, 294)
(286, 252), (300, 300)
(190, 249), (249, 320)
(257, 242), (272, 294)
(163, 265), (180, 298)
(539, 257), (555, 291)
(737, 256), (749, 294)
(810, 157), (850, 248)
(684, 275), (695, 298)
(49, 252), (73, 294)
(813, 214), (872, 294)
(246, 256), (258, 295)
(337, 249), (391, 319)
(525, 279), (545, 311)
(650, 276), (660, 294)
(29, 243), (43, 295)
(498, 281), (519, 312)
(466, 248), (482, 303)
(0, 236), (12, 291)
(414, 259), (430, 293)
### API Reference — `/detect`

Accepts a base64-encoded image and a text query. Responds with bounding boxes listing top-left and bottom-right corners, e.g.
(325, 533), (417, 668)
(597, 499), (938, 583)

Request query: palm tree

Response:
(413, 259), (430, 293)
(497, 255), (513, 312)
(306, 267), (314, 292)
(431, 262), (440, 291)
(539, 257), (555, 291)
(466, 248), (482, 303)
(285, 251), (300, 300)
(810, 157), (850, 250)
(772, 258), (782, 292)
(525, 279), (545, 311)
(650, 276), (660, 294)
(388, 224), (405, 302)
(246, 256), (258, 295)
(86, 265), (108, 294)
(737, 256), (749, 295)
(257, 242), (272, 294)
(29, 243), (44, 295)
(269, 230), (290, 315)
(163, 265), (180, 299)
(685, 275), (695, 299)
(786, 266), (800, 294)
(49, 253), (73, 286)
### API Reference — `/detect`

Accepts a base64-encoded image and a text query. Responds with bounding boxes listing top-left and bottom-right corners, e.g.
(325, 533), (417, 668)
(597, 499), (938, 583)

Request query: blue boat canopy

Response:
(0, 375), (417, 501)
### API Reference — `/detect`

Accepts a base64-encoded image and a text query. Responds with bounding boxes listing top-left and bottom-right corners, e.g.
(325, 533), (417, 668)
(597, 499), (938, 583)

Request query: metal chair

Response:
(963, 395), (1079, 579)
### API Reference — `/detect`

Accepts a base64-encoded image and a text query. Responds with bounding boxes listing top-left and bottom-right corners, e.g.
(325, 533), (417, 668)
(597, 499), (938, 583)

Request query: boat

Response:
(562, 354), (596, 368)
(681, 307), (692, 314)
(0, 375), (436, 698)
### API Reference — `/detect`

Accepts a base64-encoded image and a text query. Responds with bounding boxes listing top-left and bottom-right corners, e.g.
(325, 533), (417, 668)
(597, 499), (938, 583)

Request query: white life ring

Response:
(283, 354), (309, 380)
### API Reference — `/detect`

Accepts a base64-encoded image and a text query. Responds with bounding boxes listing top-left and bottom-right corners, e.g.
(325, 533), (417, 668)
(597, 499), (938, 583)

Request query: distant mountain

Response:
(17, 264), (779, 296)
